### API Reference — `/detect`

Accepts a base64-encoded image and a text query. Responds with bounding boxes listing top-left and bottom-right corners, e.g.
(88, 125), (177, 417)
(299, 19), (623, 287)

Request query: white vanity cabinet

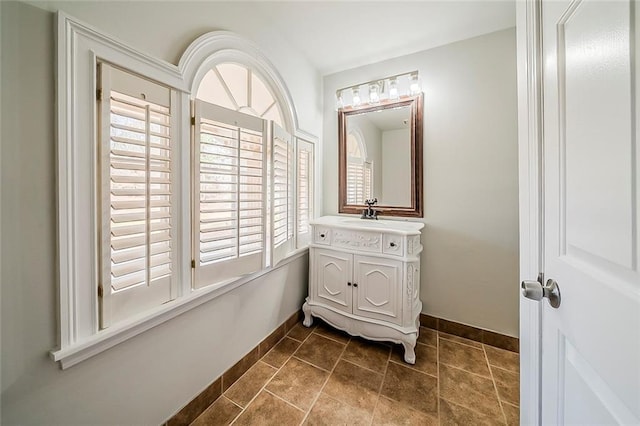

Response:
(303, 216), (424, 364)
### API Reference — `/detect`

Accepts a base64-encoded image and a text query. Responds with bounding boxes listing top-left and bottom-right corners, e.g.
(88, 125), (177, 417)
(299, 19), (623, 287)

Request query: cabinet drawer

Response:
(382, 234), (404, 256)
(314, 227), (331, 245)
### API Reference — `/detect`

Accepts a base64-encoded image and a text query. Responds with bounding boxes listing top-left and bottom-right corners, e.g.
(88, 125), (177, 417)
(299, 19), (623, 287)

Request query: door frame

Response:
(516, 0), (543, 424)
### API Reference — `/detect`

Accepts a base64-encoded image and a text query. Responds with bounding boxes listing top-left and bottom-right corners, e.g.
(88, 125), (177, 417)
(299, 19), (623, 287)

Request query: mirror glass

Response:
(339, 95), (423, 217)
(345, 105), (412, 206)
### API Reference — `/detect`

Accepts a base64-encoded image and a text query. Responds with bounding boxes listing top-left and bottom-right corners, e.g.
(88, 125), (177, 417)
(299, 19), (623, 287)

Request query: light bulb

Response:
(336, 91), (344, 110)
(409, 73), (421, 95)
(369, 83), (380, 104)
(352, 88), (361, 106)
(388, 78), (399, 100)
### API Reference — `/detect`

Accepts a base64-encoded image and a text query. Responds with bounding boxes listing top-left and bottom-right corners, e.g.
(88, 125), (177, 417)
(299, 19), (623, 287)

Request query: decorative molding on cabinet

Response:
(332, 230), (381, 251)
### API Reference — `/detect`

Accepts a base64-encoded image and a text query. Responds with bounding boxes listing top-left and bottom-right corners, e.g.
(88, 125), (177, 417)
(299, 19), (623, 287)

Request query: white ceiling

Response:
(25, 0), (516, 77)
(252, 1), (516, 75)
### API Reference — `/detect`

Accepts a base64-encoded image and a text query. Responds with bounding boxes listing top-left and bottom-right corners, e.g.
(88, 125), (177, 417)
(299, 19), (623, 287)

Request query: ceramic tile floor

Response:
(191, 320), (519, 425)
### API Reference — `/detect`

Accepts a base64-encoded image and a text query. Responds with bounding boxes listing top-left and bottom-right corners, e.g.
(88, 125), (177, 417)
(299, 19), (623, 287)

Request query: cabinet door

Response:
(313, 248), (352, 313)
(353, 255), (402, 325)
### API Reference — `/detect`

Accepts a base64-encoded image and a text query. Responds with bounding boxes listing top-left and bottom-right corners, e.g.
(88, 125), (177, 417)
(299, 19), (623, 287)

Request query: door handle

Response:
(521, 278), (561, 308)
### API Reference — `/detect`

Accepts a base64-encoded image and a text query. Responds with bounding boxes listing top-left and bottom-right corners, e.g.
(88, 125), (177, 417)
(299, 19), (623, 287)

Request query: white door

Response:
(353, 255), (402, 325)
(538, 0), (640, 423)
(313, 248), (352, 313)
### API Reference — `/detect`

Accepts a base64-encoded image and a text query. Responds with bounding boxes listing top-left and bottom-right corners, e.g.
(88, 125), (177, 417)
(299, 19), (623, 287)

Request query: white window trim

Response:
(53, 12), (315, 369)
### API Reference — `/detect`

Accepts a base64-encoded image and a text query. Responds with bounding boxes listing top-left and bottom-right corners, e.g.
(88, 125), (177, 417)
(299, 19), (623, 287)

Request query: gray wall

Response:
(381, 128), (411, 206)
(323, 28), (520, 337)
(1, 1), (321, 424)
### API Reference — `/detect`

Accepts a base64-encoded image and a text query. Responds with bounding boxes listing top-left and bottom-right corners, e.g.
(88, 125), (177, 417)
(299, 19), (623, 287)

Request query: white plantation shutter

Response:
(98, 63), (177, 328)
(271, 123), (294, 266)
(363, 161), (373, 201)
(347, 161), (364, 204)
(193, 100), (267, 288)
(296, 138), (314, 247)
(346, 160), (372, 205)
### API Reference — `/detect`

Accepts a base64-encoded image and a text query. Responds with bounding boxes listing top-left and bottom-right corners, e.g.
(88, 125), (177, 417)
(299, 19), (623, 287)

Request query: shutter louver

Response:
(194, 100), (267, 288)
(99, 63), (175, 328)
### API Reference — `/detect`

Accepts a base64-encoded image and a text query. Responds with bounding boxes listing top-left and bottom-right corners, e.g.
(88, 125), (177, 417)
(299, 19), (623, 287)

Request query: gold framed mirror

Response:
(338, 94), (423, 217)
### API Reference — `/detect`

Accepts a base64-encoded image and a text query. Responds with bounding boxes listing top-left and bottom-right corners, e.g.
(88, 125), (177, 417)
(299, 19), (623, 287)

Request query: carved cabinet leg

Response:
(302, 301), (313, 327)
(401, 334), (418, 364)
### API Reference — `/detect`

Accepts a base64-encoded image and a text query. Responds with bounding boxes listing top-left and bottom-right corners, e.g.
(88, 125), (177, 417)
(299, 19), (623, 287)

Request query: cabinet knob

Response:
(320, 233), (325, 238)
(390, 242), (396, 247)
(347, 282), (352, 286)
(353, 283), (358, 288)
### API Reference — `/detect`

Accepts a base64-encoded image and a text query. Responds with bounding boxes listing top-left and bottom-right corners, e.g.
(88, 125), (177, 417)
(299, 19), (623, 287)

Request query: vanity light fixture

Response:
(336, 70), (420, 109)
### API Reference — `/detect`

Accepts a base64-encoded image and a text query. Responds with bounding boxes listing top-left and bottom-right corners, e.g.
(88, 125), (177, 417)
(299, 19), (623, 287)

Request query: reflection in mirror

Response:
(339, 94), (423, 217)
(346, 105), (412, 206)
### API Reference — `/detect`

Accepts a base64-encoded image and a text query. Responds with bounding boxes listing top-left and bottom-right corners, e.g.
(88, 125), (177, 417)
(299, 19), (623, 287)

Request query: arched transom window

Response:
(196, 63), (284, 127)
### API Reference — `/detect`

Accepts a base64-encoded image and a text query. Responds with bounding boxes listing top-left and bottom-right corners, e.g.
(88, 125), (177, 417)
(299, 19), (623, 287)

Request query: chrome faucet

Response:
(361, 198), (379, 220)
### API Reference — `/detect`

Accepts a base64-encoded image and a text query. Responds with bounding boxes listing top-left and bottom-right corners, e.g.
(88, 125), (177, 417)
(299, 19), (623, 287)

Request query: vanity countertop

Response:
(310, 215), (424, 235)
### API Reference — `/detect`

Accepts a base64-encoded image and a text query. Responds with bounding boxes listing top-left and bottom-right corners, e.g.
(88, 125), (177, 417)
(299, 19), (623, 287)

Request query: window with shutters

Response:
(97, 63), (178, 327)
(296, 138), (314, 247)
(194, 61), (301, 285)
(55, 20), (318, 366)
(193, 100), (267, 288)
(346, 131), (373, 204)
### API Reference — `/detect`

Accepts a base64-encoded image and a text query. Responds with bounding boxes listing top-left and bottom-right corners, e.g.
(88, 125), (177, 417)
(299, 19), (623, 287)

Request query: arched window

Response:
(346, 130), (372, 204)
(196, 63), (284, 127)
(184, 32), (309, 288)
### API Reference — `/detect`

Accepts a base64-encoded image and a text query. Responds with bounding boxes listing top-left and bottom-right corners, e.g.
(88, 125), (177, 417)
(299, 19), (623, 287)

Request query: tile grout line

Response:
(439, 331), (518, 354)
(439, 332), (507, 422)
(437, 330), (441, 425)
(340, 355), (388, 376)
(228, 323), (316, 426)
(438, 333), (498, 381)
(298, 331), (352, 425)
(438, 334), (484, 350)
(225, 395), (244, 410)
(291, 354), (334, 373)
(387, 344), (437, 379)
(368, 340), (394, 426)
(371, 343), (440, 420)
(311, 328), (350, 345)
(490, 364), (519, 375)
(263, 389), (307, 413)
(483, 343), (508, 425)
(438, 360), (494, 380)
